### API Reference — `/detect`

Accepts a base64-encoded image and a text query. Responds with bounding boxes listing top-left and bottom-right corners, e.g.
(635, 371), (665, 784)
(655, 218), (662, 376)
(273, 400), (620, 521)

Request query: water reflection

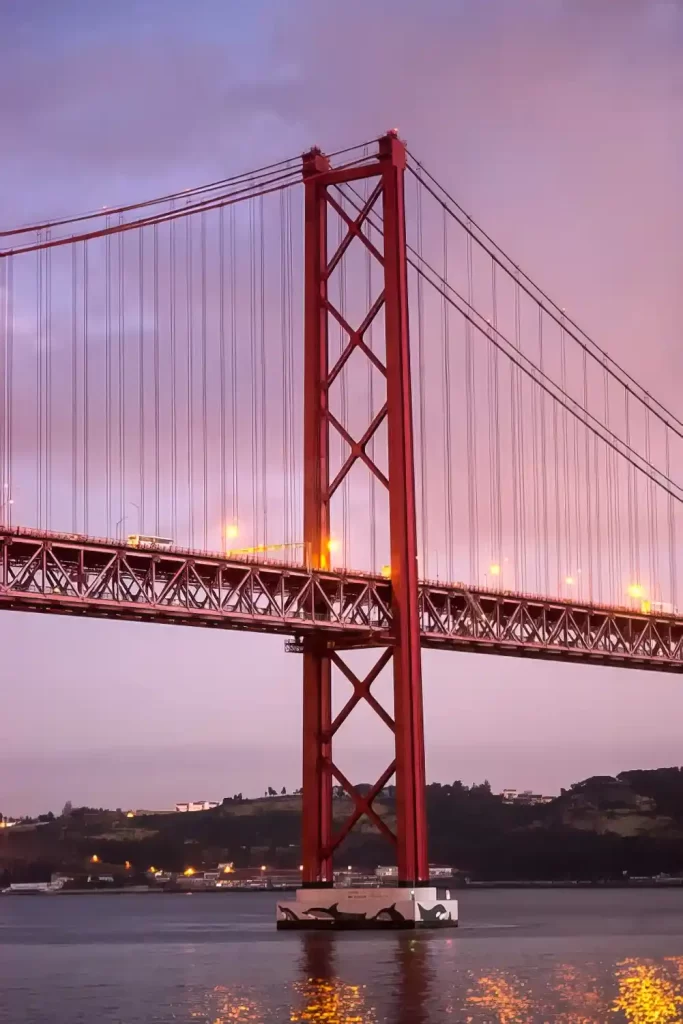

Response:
(613, 959), (683, 1023)
(464, 957), (683, 1023)
(466, 972), (533, 1023)
(187, 943), (683, 1022)
(291, 934), (377, 1023)
(391, 938), (434, 1024)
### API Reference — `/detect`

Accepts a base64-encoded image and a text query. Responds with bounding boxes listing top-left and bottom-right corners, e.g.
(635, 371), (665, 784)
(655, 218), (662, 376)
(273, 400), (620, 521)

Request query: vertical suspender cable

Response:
(200, 213), (208, 548)
(510, 280), (520, 589)
(219, 206), (227, 546)
(559, 319), (571, 586)
(279, 192), (289, 550)
(118, 216), (126, 537)
(249, 196), (258, 548)
(259, 195), (267, 549)
(169, 207), (177, 541)
(71, 246), (78, 531)
(530, 307), (541, 591)
(465, 223), (479, 584)
(138, 229), (145, 535)
(83, 241), (89, 535)
(186, 210), (194, 547)
(538, 306), (549, 593)
(583, 349), (595, 602)
(6, 257), (13, 529)
(666, 428), (677, 608)
(339, 211), (349, 565)
(230, 204), (239, 532)
(46, 235), (52, 528)
(154, 222), (160, 538)
(367, 216), (377, 571)
(36, 236), (42, 528)
(105, 218), (112, 535)
(513, 276), (526, 590)
(625, 390), (635, 586)
(0, 259), (5, 517)
(491, 263), (502, 583)
(415, 171), (428, 576)
(441, 207), (453, 580)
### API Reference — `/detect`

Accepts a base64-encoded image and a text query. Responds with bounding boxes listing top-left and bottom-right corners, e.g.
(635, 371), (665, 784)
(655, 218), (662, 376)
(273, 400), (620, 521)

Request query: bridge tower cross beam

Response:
(300, 133), (428, 887)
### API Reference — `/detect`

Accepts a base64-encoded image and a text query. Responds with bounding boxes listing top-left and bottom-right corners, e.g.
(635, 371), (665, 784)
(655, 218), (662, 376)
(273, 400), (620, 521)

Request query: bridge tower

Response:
(299, 132), (428, 889)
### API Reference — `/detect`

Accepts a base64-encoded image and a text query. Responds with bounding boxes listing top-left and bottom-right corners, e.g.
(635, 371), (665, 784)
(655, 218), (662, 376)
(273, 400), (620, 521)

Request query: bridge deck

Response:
(1, 527), (682, 672)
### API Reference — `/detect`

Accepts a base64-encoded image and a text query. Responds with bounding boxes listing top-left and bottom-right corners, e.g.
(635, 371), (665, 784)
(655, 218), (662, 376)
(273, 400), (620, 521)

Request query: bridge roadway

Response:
(1, 527), (682, 672)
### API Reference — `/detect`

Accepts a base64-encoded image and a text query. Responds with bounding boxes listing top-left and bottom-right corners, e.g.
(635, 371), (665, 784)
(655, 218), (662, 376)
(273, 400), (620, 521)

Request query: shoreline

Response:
(4, 878), (683, 896)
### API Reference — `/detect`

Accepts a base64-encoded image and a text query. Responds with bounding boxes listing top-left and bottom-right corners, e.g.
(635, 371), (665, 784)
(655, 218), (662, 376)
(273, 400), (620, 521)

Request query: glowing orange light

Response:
(125, 861), (131, 870)
(327, 538), (340, 553)
(183, 867), (195, 877)
(90, 854), (100, 864)
(222, 863), (234, 874)
(260, 865), (267, 872)
(126, 811), (134, 818)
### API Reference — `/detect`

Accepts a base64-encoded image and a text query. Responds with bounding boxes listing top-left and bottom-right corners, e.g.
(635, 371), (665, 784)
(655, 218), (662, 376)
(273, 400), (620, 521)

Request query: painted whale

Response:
(302, 903), (368, 922)
(278, 906), (301, 922)
(417, 903), (451, 922)
(371, 903), (405, 923)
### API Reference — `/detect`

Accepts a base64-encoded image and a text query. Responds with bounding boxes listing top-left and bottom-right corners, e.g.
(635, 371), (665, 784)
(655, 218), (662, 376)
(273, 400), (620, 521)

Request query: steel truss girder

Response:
(2, 528), (683, 670)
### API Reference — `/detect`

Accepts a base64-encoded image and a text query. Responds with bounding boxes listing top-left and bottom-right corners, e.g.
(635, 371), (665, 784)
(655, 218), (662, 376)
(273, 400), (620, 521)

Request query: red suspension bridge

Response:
(1, 132), (682, 886)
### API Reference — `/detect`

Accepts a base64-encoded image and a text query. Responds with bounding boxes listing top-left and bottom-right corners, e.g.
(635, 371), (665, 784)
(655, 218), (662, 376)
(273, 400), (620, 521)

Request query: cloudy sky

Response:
(1, 0), (682, 816)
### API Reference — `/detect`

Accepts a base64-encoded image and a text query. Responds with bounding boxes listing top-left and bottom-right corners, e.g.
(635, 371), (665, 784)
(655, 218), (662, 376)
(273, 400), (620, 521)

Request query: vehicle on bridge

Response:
(126, 535), (173, 551)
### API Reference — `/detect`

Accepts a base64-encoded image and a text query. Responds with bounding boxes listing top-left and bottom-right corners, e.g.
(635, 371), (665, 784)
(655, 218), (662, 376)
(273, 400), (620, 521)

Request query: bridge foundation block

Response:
(276, 886), (458, 930)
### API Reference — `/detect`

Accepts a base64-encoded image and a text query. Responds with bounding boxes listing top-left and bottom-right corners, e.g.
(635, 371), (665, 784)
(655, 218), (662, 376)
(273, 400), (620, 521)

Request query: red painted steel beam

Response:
(299, 132), (428, 886)
(379, 132), (428, 884)
(301, 146), (334, 885)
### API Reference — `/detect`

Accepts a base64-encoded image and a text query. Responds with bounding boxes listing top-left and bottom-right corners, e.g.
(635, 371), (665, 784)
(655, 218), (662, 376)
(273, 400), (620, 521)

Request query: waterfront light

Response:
(183, 867), (195, 877)
(90, 854), (100, 864)
(260, 865), (267, 872)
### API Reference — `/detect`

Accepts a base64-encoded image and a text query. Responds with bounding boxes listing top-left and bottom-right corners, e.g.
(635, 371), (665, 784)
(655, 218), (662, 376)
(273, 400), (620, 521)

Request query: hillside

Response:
(3, 769), (683, 884)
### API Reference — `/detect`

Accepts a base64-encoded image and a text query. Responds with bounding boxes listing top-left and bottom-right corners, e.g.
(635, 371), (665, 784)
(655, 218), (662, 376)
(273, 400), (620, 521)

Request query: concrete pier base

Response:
(276, 886), (458, 930)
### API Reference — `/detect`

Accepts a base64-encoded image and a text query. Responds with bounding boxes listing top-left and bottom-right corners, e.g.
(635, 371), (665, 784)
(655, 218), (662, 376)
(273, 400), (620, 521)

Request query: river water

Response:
(2, 888), (683, 1022)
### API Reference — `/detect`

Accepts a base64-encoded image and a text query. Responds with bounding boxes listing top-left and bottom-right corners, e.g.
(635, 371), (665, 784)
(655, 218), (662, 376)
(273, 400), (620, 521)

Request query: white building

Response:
(175, 801), (219, 813)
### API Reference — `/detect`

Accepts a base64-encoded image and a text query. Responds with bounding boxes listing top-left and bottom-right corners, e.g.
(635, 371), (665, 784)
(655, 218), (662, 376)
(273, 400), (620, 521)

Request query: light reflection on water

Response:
(189, 946), (683, 1023)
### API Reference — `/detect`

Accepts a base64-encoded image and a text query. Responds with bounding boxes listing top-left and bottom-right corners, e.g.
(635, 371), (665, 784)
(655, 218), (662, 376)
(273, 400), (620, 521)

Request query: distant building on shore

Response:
(501, 789), (554, 806)
(174, 801), (219, 813)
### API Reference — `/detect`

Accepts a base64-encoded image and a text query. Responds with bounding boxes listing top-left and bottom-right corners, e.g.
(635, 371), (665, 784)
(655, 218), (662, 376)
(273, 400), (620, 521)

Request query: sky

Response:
(1, 0), (683, 816)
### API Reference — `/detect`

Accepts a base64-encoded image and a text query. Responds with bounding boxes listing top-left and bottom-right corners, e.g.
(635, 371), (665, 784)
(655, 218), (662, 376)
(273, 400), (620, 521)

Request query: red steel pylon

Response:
(301, 132), (428, 886)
